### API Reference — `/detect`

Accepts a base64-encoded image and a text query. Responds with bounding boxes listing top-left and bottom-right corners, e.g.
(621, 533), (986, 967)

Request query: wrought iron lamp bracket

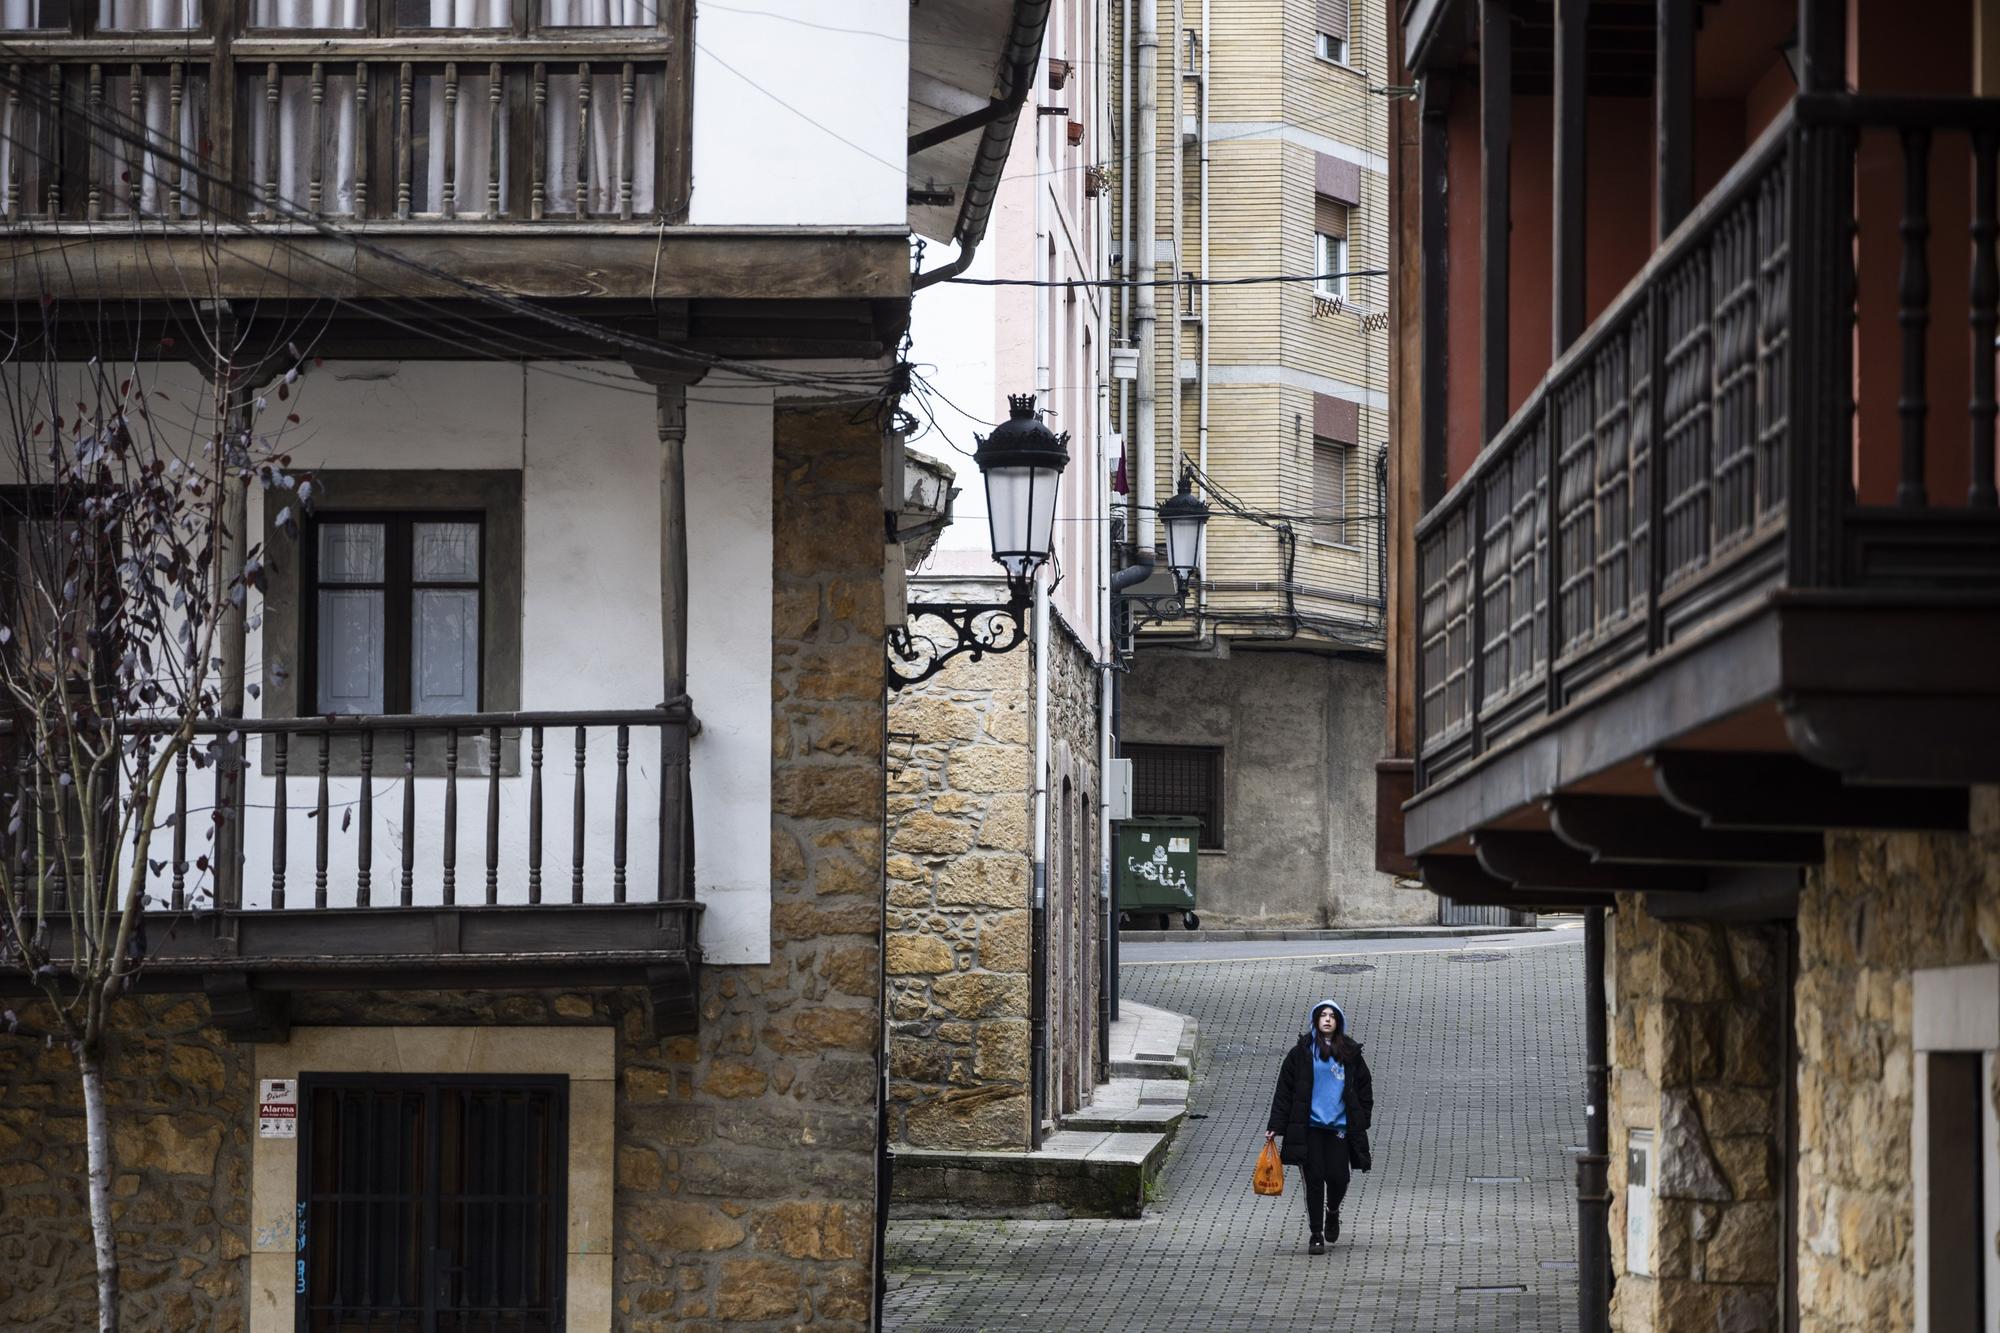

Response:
(886, 594), (1032, 690)
(1118, 584), (1197, 633)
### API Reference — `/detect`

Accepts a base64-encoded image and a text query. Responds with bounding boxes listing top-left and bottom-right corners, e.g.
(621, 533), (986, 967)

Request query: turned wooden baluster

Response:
(397, 62), (413, 218)
(485, 725), (500, 905)
(528, 725), (544, 903)
(43, 67), (60, 217)
(612, 723), (629, 902)
(487, 62), (503, 217)
(271, 733), (288, 910)
(443, 728), (459, 903)
(441, 61), (458, 219)
(308, 62), (325, 216)
(1898, 127), (1933, 508)
(86, 64), (101, 220)
(1972, 129), (1999, 510)
(263, 63), (280, 215)
(530, 62), (547, 219)
(574, 62), (591, 215)
(357, 730), (374, 905)
(124, 63), (139, 213)
(618, 62), (635, 221)
(400, 728), (415, 904)
(170, 746), (187, 912)
(167, 62), (184, 215)
(314, 731), (330, 907)
(571, 726), (586, 902)
(354, 64), (370, 217)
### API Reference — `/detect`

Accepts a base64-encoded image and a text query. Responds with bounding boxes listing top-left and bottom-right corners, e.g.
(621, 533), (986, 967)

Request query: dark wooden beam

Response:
(1473, 830), (1705, 891)
(1480, 0), (1514, 438)
(648, 958), (701, 1036)
(1420, 72), (1456, 509)
(1797, 0), (1846, 96)
(1649, 750), (1970, 833)
(203, 975), (291, 1044)
(1655, 0), (1695, 240)
(1552, 0), (1588, 353)
(1547, 793), (1824, 865)
(1420, 853), (1617, 907)
(1644, 868), (1802, 922)
(1785, 694), (2000, 788)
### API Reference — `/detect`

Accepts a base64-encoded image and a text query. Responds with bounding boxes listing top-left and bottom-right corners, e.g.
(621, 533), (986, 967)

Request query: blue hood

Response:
(1303, 998), (1346, 1040)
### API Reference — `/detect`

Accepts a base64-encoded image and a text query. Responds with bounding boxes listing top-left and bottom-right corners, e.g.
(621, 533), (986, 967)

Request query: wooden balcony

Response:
(0, 11), (911, 355)
(1407, 94), (2000, 917)
(4, 706), (701, 1037)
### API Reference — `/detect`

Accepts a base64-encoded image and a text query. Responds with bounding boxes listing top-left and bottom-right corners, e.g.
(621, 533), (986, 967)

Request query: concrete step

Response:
(1119, 924), (1554, 943)
(1107, 1007), (1198, 1082)
(889, 1129), (1172, 1220)
(1061, 1076), (1189, 1135)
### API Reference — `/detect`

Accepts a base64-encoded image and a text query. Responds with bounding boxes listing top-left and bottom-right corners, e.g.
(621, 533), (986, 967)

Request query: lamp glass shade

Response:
(984, 464), (1063, 581)
(1163, 508), (1203, 579)
(974, 395), (1070, 589)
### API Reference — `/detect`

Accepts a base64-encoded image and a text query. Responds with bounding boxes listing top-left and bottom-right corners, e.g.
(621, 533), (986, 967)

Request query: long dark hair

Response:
(1310, 1005), (1361, 1064)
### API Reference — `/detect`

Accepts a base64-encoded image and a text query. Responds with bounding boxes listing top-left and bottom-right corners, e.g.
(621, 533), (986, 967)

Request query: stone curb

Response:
(1118, 924), (1554, 943)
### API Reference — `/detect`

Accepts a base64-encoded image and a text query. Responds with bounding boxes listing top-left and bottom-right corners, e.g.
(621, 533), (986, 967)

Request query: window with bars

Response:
(305, 512), (485, 717)
(296, 1075), (568, 1331)
(1124, 743), (1224, 850)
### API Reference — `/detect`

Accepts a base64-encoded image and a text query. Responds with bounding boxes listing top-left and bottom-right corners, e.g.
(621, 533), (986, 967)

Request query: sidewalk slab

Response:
(1106, 1000), (1197, 1081)
(889, 1129), (1171, 1219)
(1119, 923), (1554, 943)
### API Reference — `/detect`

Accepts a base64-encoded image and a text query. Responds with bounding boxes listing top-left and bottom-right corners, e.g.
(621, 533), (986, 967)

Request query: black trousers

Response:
(1300, 1126), (1351, 1235)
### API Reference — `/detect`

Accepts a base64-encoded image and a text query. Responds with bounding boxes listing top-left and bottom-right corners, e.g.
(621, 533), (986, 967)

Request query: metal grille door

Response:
(298, 1075), (568, 1331)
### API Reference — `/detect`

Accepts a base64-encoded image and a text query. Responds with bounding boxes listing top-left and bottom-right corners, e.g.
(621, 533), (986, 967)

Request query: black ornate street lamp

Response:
(887, 395), (1069, 688)
(1120, 467), (1211, 632)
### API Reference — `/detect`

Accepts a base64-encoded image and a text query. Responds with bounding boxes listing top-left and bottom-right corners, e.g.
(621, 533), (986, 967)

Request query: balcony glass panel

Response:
(0, 0), (70, 28)
(98, 0), (197, 29)
(250, 0), (363, 28)
(543, 0), (650, 27)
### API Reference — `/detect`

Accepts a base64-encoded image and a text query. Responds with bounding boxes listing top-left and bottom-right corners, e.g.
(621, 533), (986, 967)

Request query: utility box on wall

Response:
(1106, 758), (1133, 821)
(1625, 1129), (1655, 1277)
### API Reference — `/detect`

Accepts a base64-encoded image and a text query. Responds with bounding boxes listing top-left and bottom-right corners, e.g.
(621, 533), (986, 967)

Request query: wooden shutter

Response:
(1314, 443), (1349, 539)
(1317, 0), (1349, 42)
(1315, 195), (1347, 238)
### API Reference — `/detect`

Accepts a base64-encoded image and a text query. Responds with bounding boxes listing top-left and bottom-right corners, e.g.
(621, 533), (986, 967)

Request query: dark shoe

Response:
(1327, 1214), (1341, 1244)
(1308, 1237), (1325, 1255)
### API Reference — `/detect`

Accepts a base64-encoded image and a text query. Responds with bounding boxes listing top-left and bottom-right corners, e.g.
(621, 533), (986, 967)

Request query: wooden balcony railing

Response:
(1414, 93), (2000, 792)
(4, 705), (695, 918)
(0, 36), (685, 223)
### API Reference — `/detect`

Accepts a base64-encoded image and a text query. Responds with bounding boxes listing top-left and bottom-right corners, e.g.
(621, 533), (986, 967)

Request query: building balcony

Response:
(1406, 94), (2000, 914)
(0, 15), (910, 353)
(6, 706), (700, 1038)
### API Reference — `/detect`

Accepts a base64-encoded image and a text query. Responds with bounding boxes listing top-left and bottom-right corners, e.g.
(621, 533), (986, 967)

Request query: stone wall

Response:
(1122, 648), (1429, 927)
(0, 995), (253, 1331)
(884, 599), (1101, 1150)
(0, 398), (892, 1332)
(1793, 786), (2000, 1331)
(1605, 904), (1787, 1333)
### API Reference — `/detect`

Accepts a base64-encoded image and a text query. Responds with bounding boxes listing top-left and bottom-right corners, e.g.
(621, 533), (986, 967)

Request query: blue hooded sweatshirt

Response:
(1306, 998), (1348, 1132)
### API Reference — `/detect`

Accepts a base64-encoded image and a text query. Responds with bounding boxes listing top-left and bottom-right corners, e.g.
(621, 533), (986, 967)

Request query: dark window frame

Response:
(1124, 742), (1225, 850)
(294, 1071), (570, 1332)
(302, 508), (488, 718)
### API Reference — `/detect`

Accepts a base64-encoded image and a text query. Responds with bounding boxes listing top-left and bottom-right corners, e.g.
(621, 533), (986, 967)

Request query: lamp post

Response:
(1119, 467), (1211, 633)
(887, 395), (1069, 688)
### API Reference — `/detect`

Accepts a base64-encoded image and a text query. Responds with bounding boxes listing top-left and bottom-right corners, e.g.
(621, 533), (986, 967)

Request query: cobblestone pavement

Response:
(885, 935), (1586, 1332)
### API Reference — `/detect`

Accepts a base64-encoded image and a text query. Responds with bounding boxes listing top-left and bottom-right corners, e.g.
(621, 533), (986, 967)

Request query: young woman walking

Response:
(1266, 998), (1374, 1253)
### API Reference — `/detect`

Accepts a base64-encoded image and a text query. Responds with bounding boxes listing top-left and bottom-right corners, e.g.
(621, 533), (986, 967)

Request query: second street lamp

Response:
(1159, 470), (1212, 592)
(887, 394), (1070, 688)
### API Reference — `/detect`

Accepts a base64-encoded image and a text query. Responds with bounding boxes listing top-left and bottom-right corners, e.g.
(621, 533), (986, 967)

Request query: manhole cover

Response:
(1312, 961), (1377, 975)
(1447, 951), (1512, 963)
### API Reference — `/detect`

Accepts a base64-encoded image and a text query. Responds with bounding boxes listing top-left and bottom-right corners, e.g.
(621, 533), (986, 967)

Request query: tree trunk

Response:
(78, 1042), (119, 1332)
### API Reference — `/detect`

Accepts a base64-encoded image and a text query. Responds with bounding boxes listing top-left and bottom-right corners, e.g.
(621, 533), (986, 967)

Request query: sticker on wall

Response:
(259, 1078), (298, 1139)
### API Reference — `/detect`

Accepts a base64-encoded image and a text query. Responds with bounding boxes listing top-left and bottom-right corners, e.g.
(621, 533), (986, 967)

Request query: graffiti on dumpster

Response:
(1127, 844), (1193, 901)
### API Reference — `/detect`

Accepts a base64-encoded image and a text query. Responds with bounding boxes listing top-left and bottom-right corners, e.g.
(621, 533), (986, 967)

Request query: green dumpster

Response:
(1116, 817), (1202, 930)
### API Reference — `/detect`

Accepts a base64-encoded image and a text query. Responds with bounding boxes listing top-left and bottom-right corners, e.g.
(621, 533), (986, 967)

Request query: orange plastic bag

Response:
(1253, 1141), (1284, 1196)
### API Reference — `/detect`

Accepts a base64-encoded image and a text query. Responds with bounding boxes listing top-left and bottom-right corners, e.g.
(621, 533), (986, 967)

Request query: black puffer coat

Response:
(1267, 999), (1374, 1170)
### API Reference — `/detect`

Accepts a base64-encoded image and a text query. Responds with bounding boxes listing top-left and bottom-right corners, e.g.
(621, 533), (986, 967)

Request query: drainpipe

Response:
(1579, 906), (1612, 1332)
(1134, 0), (1160, 553)
(1104, 551), (1153, 1031)
(1197, 0), (1209, 490)
(1030, 571), (1052, 1148)
(1096, 0), (1116, 1086)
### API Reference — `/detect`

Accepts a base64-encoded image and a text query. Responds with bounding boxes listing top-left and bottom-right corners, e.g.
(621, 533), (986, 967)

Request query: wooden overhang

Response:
(7, 903), (702, 1041)
(1403, 69), (2000, 921)
(0, 227), (913, 361)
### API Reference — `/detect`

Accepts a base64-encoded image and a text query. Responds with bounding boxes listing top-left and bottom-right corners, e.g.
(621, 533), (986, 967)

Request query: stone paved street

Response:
(885, 930), (1587, 1332)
